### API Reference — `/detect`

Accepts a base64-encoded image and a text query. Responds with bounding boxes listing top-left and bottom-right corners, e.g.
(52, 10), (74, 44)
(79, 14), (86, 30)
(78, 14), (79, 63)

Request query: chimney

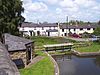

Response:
(57, 22), (60, 37)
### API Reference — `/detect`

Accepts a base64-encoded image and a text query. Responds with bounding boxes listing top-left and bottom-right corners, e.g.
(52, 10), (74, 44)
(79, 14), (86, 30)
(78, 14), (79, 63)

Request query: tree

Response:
(0, 0), (24, 37)
(93, 27), (100, 36)
(98, 20), (100, 25)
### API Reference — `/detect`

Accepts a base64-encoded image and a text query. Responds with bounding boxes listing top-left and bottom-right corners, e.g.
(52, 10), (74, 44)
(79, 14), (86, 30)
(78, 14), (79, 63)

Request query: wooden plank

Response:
(44, 43), (73, 51)
(44, 43), (73, 48)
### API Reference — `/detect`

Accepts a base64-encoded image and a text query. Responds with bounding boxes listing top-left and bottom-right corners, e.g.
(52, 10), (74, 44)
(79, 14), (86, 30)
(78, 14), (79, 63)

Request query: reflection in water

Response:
(53, 55), (100, 75)
(94, 56), (100, 67)
(54, 54), (72, 61)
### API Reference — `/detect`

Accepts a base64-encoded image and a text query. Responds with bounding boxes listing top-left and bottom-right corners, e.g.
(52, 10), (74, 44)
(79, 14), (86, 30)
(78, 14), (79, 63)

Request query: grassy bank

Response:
(20, 36), (68, 75)
(20, 36), (100, 75)
(75, 42), (100, 52)
(20, 51), (54, 75)
(31, 36), (71, 46)
(31, 36), (71, 50)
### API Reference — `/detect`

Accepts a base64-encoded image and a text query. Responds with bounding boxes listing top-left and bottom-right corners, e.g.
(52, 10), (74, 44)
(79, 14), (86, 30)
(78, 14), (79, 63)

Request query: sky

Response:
(21, 0), (100, 23)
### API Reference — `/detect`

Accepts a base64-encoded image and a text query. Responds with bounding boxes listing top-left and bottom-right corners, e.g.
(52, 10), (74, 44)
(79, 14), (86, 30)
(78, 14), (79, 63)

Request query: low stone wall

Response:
(71, 49), (100, 56)
(45, 51), (59, 75)
(0, 42), (20, 75)
(9, 51), (27, 66)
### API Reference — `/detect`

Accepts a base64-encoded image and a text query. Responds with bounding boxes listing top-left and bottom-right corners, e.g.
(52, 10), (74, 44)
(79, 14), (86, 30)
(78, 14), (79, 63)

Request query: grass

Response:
(20, 36), (100, 75)
(75, 42), (100, 52)
(20, 36), (74, 75)
(48, 51), (71, 55)
(31, 36), (71, 45)
(31, 36), (71, 50)
(20, 51), (54, 75)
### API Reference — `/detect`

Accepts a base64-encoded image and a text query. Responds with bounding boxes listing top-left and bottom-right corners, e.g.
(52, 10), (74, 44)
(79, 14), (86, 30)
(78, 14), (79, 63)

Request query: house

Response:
(59, 24), (96, 36)
(19, 22), (97, 37)
(3, 33), (35, 67)
(19, 22), (58, 36)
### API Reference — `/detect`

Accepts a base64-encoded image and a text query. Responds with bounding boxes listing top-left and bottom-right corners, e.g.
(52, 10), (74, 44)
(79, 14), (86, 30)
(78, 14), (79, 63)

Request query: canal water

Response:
(53, 54), (100, 75)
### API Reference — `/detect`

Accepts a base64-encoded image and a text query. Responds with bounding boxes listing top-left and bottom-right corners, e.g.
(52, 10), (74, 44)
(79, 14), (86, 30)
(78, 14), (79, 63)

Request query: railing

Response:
(44, 43), (73, 52)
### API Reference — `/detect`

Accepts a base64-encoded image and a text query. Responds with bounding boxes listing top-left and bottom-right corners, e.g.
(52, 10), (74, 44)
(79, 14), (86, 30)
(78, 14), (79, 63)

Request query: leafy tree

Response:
(98, 20), (100, 25)
(0, 0), (25, 37)
(69, 20), (85, 25)
(93, 27), (100, 36)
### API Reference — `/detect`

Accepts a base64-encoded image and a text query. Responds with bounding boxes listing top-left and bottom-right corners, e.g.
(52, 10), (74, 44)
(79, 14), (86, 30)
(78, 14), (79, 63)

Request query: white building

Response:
(19, 22), (58, 36)
(19, 22), (96, 37)
(59, 24), (95, 36)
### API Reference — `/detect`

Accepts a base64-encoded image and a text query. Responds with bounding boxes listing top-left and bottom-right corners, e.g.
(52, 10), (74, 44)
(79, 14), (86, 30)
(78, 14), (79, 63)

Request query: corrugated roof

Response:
(20, 22), (98, 29)
(21, 22), (57, 27)
(4, 33), (33, 52)
(46, 29), (58, 32)
(0, 42), (20, 75)
(60, 24), (96, 29)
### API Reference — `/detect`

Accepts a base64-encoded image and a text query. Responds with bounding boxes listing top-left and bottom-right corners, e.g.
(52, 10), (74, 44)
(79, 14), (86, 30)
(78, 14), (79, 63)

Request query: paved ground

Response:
(67, 37), (89, 41)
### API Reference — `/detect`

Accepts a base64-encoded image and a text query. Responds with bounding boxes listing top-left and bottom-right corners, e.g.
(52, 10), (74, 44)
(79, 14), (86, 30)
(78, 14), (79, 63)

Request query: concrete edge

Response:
(71, 49), (100, 56)
(44, 51), (60, 75)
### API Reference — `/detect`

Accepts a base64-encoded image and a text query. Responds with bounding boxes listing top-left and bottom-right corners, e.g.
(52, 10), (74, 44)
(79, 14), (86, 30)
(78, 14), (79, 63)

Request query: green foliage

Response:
(20, 51), (54, 75)
(75, 42), (100, 52)
(81, 32), (90, 38)
(93, 27), (100, 36)
(0, 0), (24, 37)
(68, 20), (86, 25)
(30, 36), (76, 50)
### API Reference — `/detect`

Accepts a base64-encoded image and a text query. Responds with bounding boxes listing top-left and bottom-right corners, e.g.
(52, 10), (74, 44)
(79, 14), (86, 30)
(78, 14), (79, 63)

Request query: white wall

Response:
(49, 32), (58, 36)
(59, 28), (94, 36)
(19, 26), (94, 37)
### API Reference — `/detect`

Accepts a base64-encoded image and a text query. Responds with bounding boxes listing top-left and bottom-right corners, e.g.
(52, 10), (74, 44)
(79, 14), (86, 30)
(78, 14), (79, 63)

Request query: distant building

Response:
(59, 24), (95, 36)
(19, 22), (97, 37)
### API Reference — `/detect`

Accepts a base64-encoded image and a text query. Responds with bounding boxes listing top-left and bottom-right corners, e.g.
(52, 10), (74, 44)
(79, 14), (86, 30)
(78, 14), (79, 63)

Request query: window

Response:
(80, 28), (83, 30)
(87, 28), (90, 30)
(64, 33), (67, 36)
(49, 27), (51, 29)
(62, 29), (64, 32)
(34, 27), (36, 30)
(42, 27), (44, 30)
(74, 29), (75, 31)
(93, 28), (95, 30)
(69, 29), (70, 31)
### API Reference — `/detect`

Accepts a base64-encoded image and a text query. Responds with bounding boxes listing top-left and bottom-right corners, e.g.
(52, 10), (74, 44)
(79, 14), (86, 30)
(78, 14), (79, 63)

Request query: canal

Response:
(53, 54), (100, 75)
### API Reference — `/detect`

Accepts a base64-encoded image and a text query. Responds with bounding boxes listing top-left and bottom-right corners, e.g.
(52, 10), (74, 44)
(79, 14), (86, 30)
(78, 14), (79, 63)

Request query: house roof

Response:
(0, 42), (20, 75)
(20, 22), (99, 29)
(21, 22), (57, 27)
(4, 33), (33, 52)
(60, 24), (97, 29)
(46, 29), (58, 32)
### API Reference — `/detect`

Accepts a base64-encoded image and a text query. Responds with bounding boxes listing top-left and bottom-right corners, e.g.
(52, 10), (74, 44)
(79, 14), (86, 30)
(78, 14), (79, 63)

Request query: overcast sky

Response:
(21, 0), (100, 23)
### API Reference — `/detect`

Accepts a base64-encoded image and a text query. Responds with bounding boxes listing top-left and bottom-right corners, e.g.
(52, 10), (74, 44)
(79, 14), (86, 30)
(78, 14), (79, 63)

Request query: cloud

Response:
(39, 0), (58, 4)
(22, 0), (48, 22)
(27, 2), (48, 12)
(56, 8), (62, 14)
(23, 0), (48, 12)
(22, 0), (100, 22)
(74, 0), (96, 8)
(59, 0), (76, 8)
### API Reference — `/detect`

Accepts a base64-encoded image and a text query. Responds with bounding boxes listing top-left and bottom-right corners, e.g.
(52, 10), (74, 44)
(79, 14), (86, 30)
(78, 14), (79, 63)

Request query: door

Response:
(37, 31), (40, 36)
(26, 44), (32, 65)
(48, 32), (50, 36)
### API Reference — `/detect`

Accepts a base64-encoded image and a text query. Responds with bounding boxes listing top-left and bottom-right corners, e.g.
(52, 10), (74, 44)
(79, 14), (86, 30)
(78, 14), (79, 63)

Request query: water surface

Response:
(53, 54), (100, 75)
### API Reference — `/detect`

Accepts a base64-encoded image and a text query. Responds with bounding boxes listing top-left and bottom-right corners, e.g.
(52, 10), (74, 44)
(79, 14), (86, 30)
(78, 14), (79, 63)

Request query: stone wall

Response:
(9, 51), (27, 67)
